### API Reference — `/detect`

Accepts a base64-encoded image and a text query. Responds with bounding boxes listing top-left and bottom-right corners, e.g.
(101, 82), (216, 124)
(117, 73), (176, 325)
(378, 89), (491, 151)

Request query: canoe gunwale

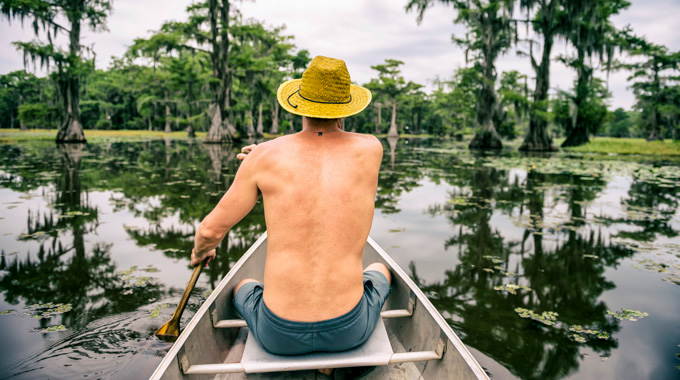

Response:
(150, 233), (490, 380)
(366, 237), (489, 380)
(149, 232), (268, 379)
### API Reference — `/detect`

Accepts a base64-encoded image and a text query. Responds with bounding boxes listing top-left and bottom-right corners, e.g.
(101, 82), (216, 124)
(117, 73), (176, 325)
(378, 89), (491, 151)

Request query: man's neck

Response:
(301, 117), (343, 133)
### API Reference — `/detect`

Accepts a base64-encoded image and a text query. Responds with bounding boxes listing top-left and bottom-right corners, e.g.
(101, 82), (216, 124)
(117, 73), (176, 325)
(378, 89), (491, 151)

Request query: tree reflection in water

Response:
(0, 138), (678, 379)
(404, 152), (642, 380)
(0, 141), (268, 377)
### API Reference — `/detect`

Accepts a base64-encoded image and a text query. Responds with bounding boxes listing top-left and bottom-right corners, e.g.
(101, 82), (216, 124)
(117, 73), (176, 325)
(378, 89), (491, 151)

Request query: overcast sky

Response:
(1, 0), (678, 110)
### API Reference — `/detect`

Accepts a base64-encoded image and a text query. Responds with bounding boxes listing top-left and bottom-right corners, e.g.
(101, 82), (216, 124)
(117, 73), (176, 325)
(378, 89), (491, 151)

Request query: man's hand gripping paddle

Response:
(155, 258), (209, 342)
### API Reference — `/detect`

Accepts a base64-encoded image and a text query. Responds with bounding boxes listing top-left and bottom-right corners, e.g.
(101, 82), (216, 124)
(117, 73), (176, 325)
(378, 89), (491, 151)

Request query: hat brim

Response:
(277, 79), (372, 119)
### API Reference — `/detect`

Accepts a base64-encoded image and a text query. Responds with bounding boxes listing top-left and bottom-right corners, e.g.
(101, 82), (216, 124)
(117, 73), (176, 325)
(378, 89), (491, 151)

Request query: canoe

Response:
(150, 233), (489, 380)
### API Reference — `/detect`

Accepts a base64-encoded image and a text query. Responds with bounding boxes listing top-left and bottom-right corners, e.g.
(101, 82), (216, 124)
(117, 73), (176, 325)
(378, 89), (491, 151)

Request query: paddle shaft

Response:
(163, 258), (208, 331)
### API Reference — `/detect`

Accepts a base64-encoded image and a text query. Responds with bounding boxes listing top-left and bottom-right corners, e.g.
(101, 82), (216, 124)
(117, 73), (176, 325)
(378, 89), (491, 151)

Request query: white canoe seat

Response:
(241, 318), (393, 373)
(181, 318), (445, 375)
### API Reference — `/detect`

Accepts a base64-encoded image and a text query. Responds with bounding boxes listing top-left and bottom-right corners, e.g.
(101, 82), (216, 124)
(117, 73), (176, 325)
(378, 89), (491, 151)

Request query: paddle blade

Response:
(155, 319), (181, 342)
(154, 258), (207, 342)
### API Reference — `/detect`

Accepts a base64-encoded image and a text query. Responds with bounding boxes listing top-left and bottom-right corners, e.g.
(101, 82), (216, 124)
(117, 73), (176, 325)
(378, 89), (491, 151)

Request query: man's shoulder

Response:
(345, 132), (382, 151)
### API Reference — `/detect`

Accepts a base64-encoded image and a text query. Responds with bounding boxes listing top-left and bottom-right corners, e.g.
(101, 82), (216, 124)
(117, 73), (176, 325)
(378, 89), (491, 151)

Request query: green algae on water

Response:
(119, 266), (138, 276)
(514, 308), (559, 326)
(569, 325), (610, 340)
(26, 303), (72, 319)
(493, 284), (531, 295)
(34, 324), (66, 333)
(0, 309), (16, 315)
(149, 304), (169, 319)
(607, 309), (648, 321)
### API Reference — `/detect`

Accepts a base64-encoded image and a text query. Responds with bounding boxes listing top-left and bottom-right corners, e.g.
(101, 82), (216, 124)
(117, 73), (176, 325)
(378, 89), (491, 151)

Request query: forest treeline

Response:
(0, 0), (678, 149)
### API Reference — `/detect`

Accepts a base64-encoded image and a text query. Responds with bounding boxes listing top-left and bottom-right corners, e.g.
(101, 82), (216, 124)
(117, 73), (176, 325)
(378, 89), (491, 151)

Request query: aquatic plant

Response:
(26, 303), (73, 319)
(34, 325), (67, 333)
(606, 309), (648, 321)
(493, 284), (531, 295)
(514, 308), (559, 326)
(149, 304), (169, 319)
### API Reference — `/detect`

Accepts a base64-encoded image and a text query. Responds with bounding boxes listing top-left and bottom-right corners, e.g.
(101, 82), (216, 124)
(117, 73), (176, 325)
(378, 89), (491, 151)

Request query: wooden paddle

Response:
(155, 258), (209, 341)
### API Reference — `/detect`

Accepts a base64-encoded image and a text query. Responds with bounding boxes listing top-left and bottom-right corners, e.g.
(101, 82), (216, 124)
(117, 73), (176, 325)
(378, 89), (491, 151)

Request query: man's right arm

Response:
(191, 147), (262, 265)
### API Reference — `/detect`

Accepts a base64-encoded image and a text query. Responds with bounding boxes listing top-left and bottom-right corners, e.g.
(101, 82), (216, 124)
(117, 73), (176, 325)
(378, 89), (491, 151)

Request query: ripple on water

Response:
(1, 311), (174, 379)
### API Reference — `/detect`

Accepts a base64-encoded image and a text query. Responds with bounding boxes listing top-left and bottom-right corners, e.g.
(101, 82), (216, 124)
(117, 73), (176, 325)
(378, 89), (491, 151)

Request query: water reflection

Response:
(0, 138), (679, 379)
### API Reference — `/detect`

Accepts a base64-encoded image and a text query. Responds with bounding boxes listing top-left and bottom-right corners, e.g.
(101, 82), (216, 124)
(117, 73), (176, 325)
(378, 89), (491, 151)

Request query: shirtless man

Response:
(190, 56), (391, 356)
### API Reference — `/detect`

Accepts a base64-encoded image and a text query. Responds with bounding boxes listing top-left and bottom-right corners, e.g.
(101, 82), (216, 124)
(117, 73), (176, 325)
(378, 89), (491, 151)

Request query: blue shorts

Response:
(233, 270), (391, 355)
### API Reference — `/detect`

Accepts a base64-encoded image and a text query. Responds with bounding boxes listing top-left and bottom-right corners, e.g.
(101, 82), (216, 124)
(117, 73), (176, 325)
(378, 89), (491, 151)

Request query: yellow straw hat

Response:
(277, 56), (372, 119)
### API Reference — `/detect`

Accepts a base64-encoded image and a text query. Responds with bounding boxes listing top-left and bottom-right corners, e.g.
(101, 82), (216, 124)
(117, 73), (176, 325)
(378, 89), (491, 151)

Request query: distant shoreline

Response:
(1, 129), (679, 157)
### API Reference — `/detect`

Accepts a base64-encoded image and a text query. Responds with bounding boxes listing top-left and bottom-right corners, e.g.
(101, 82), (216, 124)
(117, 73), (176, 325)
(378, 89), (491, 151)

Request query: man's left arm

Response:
(191, 150), (260, 266)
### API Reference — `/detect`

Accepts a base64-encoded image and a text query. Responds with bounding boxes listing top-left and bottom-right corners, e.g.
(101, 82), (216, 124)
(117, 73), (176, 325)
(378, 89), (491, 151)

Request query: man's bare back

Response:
(191, 120), (384, 322)
(250, 129), (382, 321)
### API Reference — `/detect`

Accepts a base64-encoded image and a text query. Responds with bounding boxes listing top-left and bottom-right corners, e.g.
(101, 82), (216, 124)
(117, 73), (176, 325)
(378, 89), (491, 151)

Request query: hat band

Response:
(287, 86), (352, 109)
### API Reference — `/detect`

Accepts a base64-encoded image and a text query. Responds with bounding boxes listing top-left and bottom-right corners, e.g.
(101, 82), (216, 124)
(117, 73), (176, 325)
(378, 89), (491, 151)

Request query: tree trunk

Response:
(387, 101), (399, 137)
(164, 91), (172, 134)
(270, 101), (279, 134)
(56, 13), (85, 143)
(204, 103), (233, 143)
(561, 126), (591, 146)
(287, 115), (295, 134)
(18, 93), (26, 130)
(646, 107), (662, 141)
(470, 29), (502, 150)
(520, 15), (556, 152)
(647, 65), (663, 141)
(256, 103), (264, 136)
(561, 51), (591, 148)
(470, 72), (501, 149)
(204, 0), (236, 143)
(186, 111), (196, 138)
(374, 104), (382, 134)
(246, 110), (256, 137)
(469, 119), (503, 149)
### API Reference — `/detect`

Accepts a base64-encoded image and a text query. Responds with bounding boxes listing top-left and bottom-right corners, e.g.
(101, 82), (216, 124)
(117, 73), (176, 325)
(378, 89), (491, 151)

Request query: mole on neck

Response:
(302, 116), (344, 135)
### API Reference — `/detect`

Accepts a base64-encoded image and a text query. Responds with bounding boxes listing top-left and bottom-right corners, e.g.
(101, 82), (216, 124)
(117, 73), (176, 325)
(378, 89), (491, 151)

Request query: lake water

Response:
(0, 138), (678, 379)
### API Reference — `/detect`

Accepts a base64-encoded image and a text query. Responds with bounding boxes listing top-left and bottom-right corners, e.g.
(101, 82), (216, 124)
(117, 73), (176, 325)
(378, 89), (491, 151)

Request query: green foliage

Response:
(407, 0), (516, 148)
(621, 35), (680, 140)
(18, 103), (56, 128)
(496, 70), (529, 139)
(603, 108), (635, 137)
(425, 68), (481, 136)
(559, 0), (630, 147)
(554, 78), (611, 138)
(1, 0), (114, 141)
(0, 70), (46, 129)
